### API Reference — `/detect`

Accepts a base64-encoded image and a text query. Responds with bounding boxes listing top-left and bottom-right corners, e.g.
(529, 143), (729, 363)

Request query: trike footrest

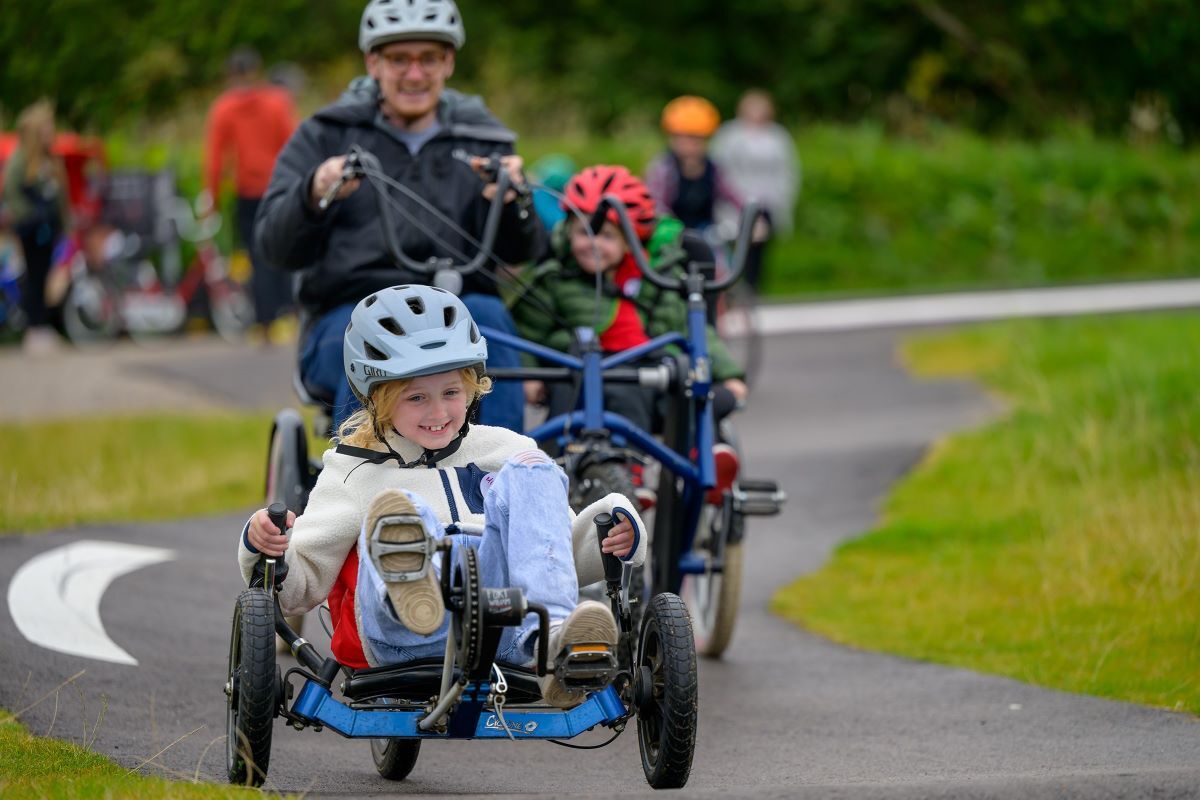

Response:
(733, 479), (786, 516)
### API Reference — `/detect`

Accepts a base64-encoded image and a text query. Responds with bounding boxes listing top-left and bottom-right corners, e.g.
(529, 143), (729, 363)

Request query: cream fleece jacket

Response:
(237, 424), (646, 616)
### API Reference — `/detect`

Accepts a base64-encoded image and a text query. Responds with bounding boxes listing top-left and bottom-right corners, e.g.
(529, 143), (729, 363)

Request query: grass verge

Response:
(0, 410), (329, 535)
(772, 311), (1200, 713)
(0, 710), (260, 799)
(0, 413), (273, 534)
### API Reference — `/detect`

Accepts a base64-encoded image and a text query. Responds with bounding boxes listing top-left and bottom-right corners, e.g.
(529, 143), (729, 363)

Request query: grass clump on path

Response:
(0, 412), (282, 534)
(0, 711), (260, 799)
(773, 312), (1200, 713)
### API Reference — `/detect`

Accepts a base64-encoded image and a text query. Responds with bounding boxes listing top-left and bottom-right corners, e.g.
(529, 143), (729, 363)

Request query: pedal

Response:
(732, 479), (786, 516)
(554, 642), (618, 691)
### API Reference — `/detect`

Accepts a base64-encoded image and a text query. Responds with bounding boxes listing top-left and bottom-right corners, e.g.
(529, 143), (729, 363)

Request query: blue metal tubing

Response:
(528, 410), (700, 485)
(600, 332), (687, 369)
(480, 326), (583, 370)
(290, 681), (627, 740)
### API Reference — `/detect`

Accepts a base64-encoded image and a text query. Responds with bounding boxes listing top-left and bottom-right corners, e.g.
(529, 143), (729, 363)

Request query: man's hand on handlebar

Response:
(311, 156), (363, 210)
(248, 507), (296, 556)
(471, 155), (527, 204)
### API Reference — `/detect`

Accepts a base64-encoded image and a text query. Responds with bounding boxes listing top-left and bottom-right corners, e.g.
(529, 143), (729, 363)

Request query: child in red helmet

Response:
(508, 164), (748, 438)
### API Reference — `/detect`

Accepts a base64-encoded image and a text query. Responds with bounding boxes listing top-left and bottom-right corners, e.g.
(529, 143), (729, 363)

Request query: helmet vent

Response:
(443, 306), (456, 327)
(469, 322), (480, 343)
(364, 342), (388, 360)
(365, 294), (378, 308)
(379, 317), (405, 336)
(420, 341), (446, 350)
(407, 297), (425, 315)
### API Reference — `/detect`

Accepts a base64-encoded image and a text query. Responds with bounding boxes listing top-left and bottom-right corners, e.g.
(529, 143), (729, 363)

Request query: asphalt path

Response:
(2, 326), (1199, 798)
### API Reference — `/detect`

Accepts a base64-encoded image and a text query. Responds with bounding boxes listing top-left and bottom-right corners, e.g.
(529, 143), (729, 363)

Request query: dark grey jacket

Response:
(255, 82), (542, 316)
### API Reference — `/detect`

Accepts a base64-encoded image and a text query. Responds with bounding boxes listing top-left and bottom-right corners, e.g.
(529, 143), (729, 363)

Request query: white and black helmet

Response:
(344, 285), (486, 402)
(359, 0), (466, 52)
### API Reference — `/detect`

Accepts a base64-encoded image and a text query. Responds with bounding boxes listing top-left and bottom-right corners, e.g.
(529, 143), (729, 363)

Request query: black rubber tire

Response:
(266, 409), (309, 646)
(637, 592), (698, 790)
(61, 272), (120, 345)
(226, 588), (277, 787)
(371, 738), (421, 781)
(572, 461), (636, 512)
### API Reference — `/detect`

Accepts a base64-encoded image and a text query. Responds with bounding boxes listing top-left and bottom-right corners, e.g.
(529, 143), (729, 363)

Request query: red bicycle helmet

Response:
(562, 165), (658, 241)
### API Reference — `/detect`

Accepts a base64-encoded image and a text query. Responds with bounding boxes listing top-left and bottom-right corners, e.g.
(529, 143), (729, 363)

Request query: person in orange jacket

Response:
(204, 46), (298, 339)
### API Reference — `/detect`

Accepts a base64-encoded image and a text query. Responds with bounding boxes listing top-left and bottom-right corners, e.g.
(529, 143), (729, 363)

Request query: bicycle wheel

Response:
(570, 461), (636, 512)
(371, 737), (421, 781)
(715, 283), (763, 388)
(226, 588), (277, 786)
(636, 592), (697, 790)
(61, 272), (120, 345)
(680, 504), (743, 658)
(209, 276), (255, 344)
(265, 409), (309, 647)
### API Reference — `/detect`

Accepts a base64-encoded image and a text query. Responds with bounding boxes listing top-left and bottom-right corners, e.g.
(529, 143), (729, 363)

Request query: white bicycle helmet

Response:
(344, 285), (486, 402)
(359, 0), (466, 52)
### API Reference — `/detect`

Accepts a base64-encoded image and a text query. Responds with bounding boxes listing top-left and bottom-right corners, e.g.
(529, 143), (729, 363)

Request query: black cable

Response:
(546, 724), (626, 750)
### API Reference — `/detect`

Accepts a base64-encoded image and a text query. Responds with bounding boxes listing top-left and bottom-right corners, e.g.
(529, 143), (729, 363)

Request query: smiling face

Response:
(365, 40), (455, 129)
(569, 219), (628, 275)
(387, 370), (469, 450)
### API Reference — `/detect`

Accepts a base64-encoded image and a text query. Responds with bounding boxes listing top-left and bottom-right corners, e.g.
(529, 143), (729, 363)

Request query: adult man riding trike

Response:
(230, 286), (698, 790)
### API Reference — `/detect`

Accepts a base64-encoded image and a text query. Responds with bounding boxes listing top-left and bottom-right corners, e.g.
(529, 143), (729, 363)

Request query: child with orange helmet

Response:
(645, 96), (745, 233)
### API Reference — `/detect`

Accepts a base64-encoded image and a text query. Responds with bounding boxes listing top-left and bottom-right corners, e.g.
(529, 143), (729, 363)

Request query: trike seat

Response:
(341, 657), (543, 705)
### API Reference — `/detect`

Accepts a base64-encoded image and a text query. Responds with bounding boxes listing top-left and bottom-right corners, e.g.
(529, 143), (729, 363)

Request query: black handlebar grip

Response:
(593, 512), (623, 583)
(267, 502), (289, 536)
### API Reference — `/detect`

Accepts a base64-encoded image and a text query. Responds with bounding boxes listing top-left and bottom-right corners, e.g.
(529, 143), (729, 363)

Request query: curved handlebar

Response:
(597, 194), (762, 294)
(340, 146), (513, 278)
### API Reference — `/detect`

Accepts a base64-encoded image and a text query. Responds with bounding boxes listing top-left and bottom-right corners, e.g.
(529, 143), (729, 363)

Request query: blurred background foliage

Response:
(2, 0), (1197, 296)
(3, 0), (1199, 140)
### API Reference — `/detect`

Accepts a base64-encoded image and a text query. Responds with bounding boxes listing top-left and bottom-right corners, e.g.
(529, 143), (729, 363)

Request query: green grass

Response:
(0, 410), (330, 535)
(0, 413), (276, 534)
(773, 312), (1200, 713)
(0, 710), (261, 799)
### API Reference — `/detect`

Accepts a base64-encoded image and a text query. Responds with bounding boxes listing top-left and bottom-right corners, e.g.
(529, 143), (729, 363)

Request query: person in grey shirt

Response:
(711, 90), (800, 289)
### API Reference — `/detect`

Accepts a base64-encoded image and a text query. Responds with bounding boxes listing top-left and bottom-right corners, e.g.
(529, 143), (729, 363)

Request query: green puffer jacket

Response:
(508, 216), (743, 381)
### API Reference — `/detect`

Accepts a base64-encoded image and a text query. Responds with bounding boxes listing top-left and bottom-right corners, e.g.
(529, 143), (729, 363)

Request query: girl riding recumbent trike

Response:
(234, 280), (697, 791)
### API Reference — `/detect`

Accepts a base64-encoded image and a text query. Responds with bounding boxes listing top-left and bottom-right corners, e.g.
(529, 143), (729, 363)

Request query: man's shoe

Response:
(705, 443), (740, 505)
(537, 600), (618, 709)
(365, 489), (444, 635)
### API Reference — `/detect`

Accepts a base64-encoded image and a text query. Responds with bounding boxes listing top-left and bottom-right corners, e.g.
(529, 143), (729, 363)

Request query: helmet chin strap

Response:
(336, 397), (480, 470)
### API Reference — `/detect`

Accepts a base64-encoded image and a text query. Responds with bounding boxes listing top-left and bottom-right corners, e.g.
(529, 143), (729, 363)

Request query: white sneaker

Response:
(537, 600), (618, 709)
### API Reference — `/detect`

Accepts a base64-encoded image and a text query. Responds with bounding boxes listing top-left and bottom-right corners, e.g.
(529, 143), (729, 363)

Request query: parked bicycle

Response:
(60, 174), (252, 345)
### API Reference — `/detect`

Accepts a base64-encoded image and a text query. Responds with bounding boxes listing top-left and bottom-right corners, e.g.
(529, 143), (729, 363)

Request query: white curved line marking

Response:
(8, 540), (176, 665)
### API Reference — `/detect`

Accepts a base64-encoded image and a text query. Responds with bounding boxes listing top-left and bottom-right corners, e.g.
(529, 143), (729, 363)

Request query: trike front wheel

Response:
(226, 588), (277, 786)
(636, 592), (697, 790)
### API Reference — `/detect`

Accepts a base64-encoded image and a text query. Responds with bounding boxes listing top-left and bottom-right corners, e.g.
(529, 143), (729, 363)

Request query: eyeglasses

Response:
(379, 50), (448, 74)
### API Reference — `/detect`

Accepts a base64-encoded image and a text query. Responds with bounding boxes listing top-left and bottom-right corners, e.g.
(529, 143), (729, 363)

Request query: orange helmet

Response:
(562, 165), (658, 241)
(661, 95), (720, 137)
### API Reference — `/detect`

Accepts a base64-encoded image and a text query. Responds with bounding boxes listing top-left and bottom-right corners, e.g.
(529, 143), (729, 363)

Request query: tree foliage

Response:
(3, 0), (1198, 141)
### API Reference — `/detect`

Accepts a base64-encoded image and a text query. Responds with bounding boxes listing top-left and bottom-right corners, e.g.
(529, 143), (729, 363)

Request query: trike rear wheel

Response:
(226, 588), (277, 787)
(636, 592), (697, 790)
(371, 738), (421, 780)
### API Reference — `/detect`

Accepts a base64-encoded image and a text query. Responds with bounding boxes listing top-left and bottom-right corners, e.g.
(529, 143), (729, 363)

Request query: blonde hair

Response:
(16, 99), (56, 180)
(336, 367), (492, 448)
